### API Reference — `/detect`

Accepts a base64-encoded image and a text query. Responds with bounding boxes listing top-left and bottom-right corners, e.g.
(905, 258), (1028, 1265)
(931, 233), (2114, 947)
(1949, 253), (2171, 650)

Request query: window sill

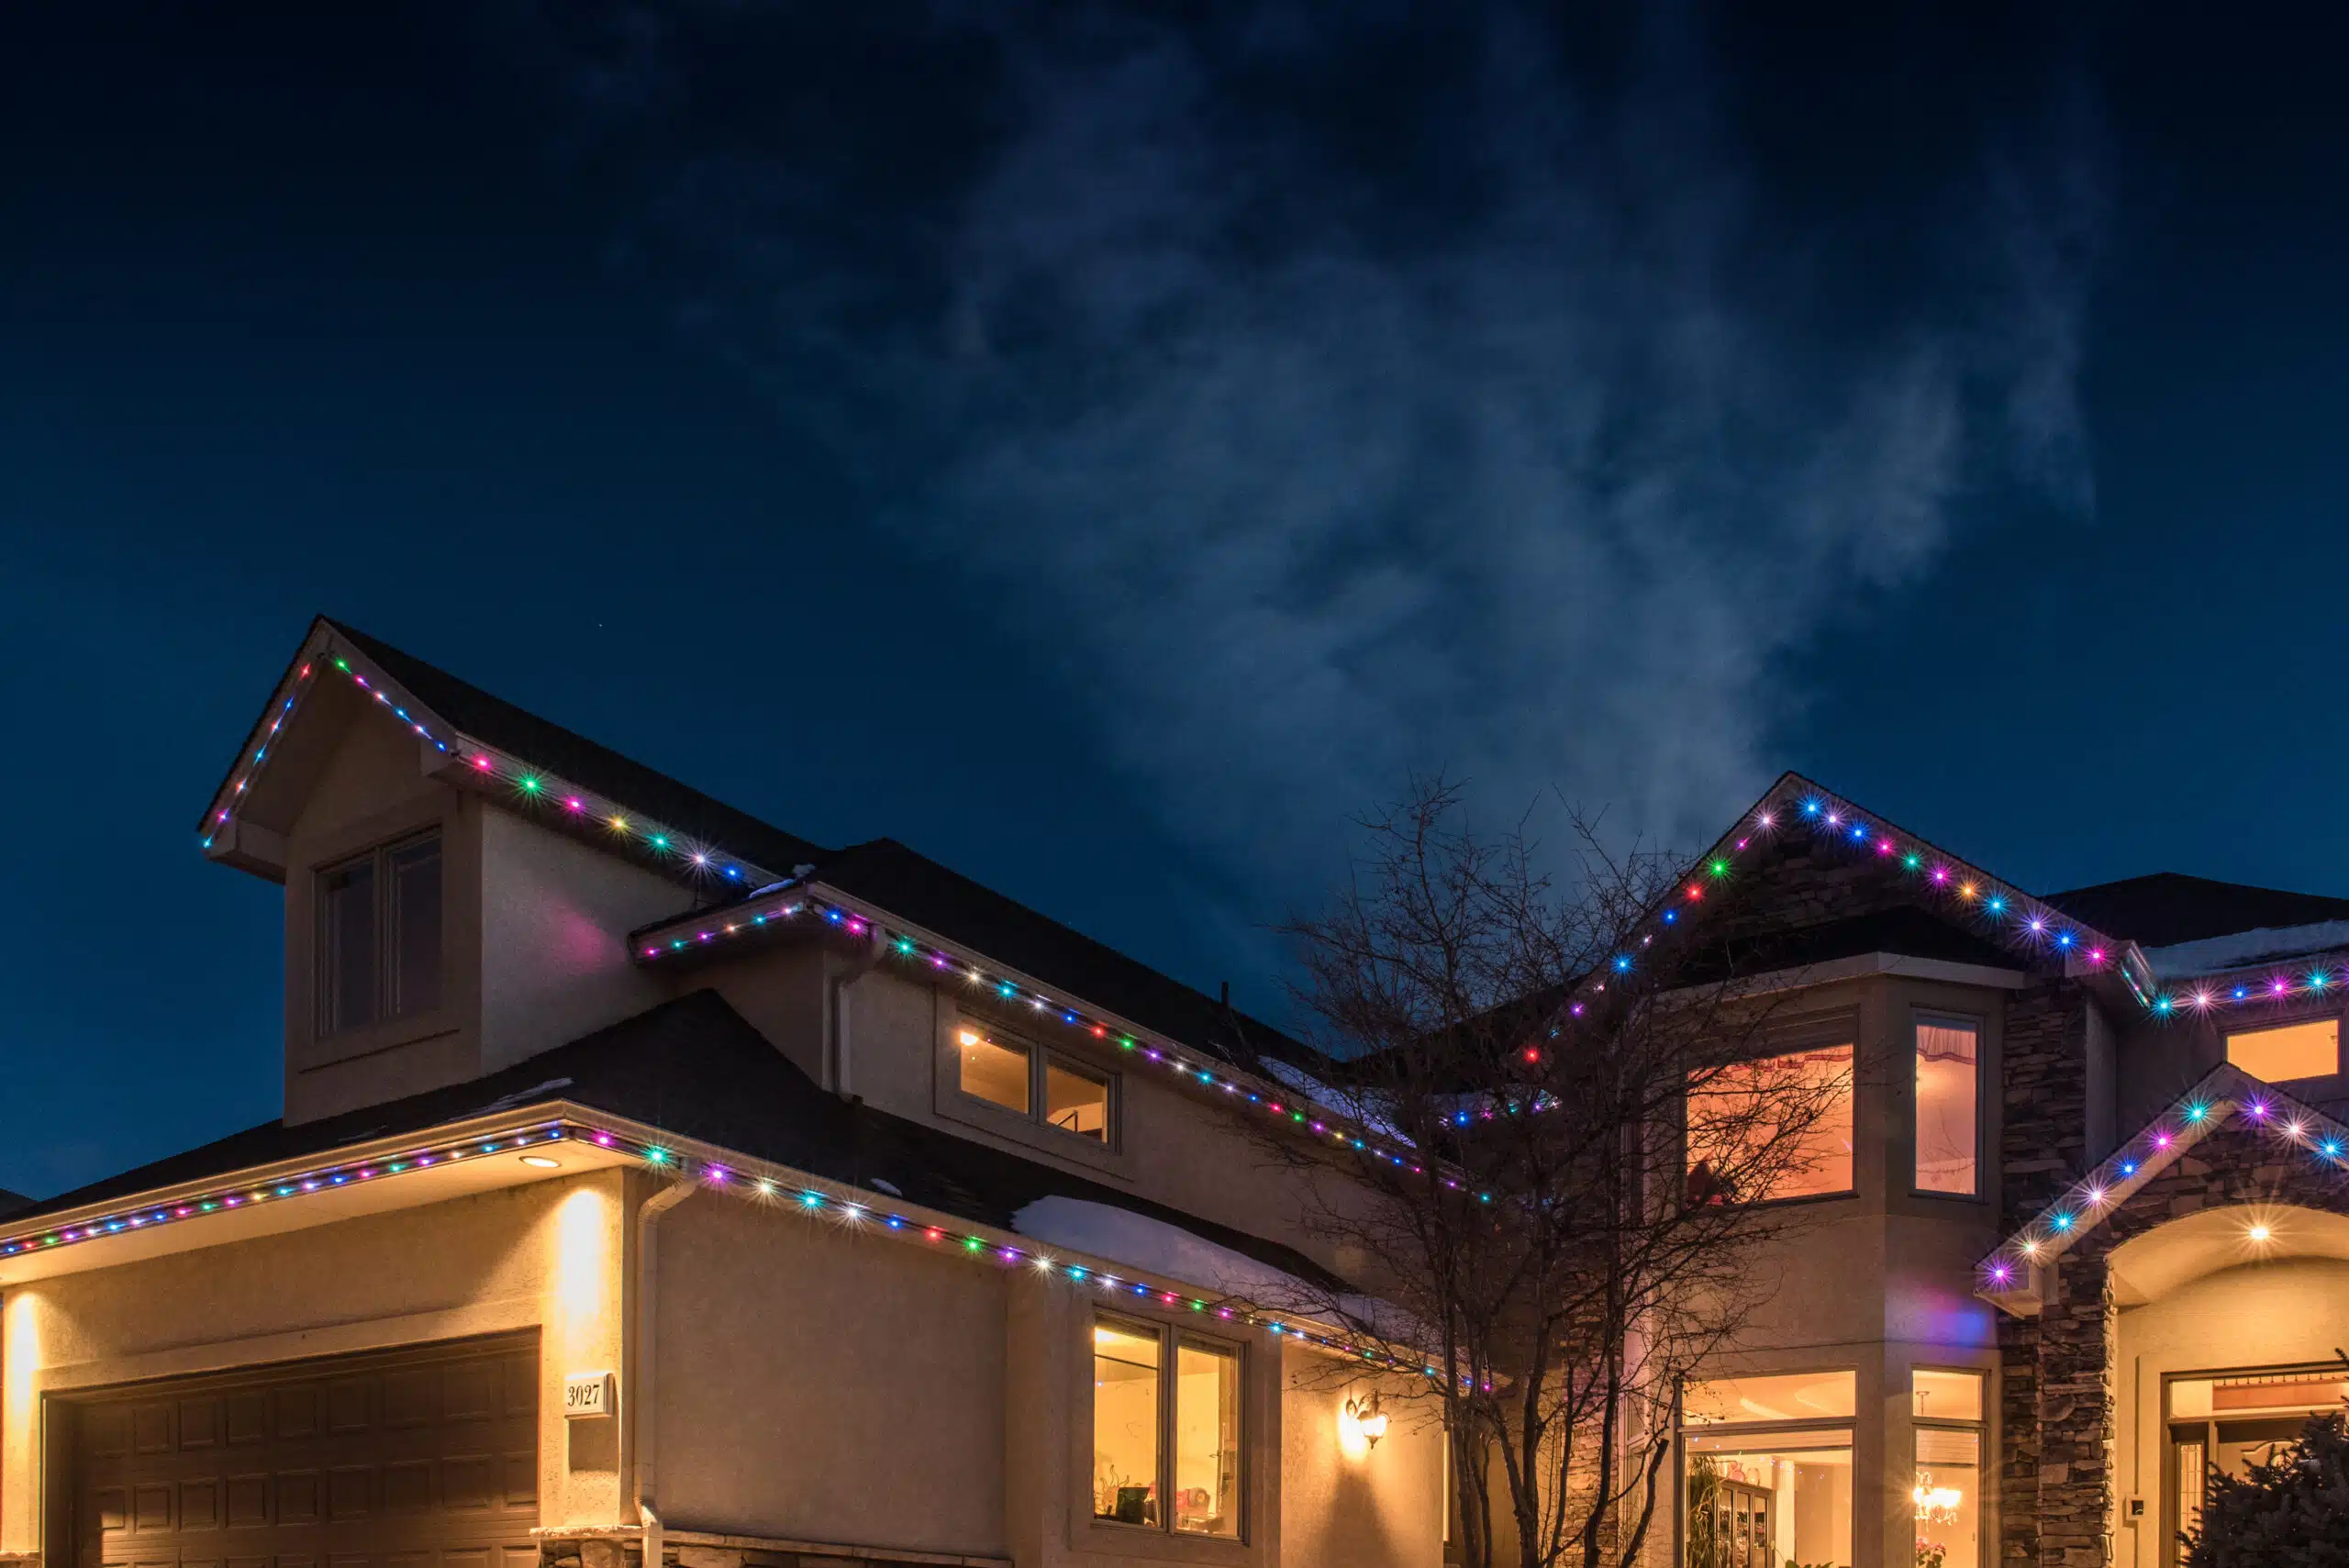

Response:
(935, 1087), (1128, 1176)
(295, 1008), (459, 1071)
(1080, 1522), (1252, 1564)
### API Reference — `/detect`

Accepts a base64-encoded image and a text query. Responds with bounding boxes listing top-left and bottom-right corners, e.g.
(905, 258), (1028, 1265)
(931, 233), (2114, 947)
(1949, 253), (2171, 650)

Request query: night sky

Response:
(6, 2), (2348, 1200)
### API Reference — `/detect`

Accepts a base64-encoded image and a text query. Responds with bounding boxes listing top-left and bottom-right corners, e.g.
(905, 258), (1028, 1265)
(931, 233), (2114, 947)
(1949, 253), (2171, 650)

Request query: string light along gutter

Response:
(575, 1120), (1439, 1381)
(203, 637), (782, 890)
(0, 1120), (573, 1262)
(1976, 1070), (2349, 1299)
(631, 887), (1481, 1198)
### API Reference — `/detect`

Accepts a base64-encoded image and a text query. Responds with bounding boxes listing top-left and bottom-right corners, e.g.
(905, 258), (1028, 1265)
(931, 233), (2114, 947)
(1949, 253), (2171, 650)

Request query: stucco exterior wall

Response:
(478, 806), (685, 1075)
(0, 1173), (629, 1554)
(651, 1189), (1010, 1557)
(1276, 1350), (1443, 1568)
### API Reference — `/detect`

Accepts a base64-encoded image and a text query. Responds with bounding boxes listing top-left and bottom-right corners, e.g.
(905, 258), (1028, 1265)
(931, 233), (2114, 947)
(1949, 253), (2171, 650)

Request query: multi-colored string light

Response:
(633, 890), (1485, 1198)
(0, 1115), (1434, 1379)
(0, 1120), (573, 1259)
(1977, 1068), (2349, 1297)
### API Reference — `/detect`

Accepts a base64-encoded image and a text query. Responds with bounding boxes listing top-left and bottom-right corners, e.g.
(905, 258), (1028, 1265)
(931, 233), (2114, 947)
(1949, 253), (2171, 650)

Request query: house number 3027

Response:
(564, 1372), (615, 1418)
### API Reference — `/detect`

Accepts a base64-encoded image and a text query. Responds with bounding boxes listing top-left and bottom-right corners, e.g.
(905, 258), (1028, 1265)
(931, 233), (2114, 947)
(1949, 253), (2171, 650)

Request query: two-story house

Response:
(1642, 788), (2349, 1568)
(5, 618), (2347, 1568)
(0, 619), (1449, 1568)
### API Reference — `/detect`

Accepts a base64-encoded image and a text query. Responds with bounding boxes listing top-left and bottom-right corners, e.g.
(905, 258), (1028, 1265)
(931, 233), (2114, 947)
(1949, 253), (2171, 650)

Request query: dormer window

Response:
(317, 830), (443, 1035)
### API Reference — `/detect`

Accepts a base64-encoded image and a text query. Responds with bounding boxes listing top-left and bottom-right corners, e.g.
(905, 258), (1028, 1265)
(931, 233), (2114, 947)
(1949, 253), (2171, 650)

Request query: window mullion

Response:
(1162, 1325), (1178, 1533)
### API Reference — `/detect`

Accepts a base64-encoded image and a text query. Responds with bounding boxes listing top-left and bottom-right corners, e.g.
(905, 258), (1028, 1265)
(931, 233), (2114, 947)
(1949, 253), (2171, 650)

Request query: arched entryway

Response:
(2107, 1204), (2349, 1566)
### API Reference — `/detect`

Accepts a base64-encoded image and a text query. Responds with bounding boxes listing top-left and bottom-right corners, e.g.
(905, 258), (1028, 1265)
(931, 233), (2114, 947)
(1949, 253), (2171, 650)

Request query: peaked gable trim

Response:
(1556, 773), (2145, 1021)
(201, 619), (793, 890)
(1976, 1062), (2349, 1316)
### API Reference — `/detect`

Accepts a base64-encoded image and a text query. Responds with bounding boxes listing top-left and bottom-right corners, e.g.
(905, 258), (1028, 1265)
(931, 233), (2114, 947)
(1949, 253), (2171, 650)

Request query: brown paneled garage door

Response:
(65, 1334), (539, 1568)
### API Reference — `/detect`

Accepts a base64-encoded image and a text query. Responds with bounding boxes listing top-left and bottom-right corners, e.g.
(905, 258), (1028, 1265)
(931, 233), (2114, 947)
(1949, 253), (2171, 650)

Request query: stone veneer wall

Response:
(2003, 1117), (2349, 1568)
(1996, 979), (2093, 1568)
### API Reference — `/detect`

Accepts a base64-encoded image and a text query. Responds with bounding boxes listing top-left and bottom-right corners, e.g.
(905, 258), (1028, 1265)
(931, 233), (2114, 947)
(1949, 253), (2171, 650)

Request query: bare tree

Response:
(1236, 778), (1859, 1568)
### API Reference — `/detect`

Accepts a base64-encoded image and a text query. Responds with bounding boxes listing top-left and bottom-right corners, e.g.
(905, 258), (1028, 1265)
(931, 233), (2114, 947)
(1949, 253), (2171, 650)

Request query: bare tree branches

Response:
(1238, 778), (1855, 1568)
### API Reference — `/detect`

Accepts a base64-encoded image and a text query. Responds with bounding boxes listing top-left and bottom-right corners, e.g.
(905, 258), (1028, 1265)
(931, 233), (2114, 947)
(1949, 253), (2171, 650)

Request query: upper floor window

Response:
(1915, 1017), (1980, 1195)
(956, 1019), (1113, 1141)
(1091, 1315), (1242, 1538)
(317, 830), (442, 1036)
(2225, 1018), (2340, 1084)
(1686, 1044), (1854, 1203)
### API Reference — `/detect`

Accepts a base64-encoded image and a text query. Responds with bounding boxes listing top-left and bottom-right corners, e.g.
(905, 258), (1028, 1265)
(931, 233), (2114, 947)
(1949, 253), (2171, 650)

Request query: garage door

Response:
(69, 1334), (539, 1568)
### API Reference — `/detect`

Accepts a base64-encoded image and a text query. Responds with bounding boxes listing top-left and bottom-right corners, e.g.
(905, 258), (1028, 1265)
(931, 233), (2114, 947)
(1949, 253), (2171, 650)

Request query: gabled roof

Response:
(12, 991), (1348, 1294)
(2042, 872), (2349, 948)
(203, 617), (1308, 1067)
(326, 620), (830, 876)
(1553, 772), (2144, 1021)
(1977, 1062), (2349, 1315)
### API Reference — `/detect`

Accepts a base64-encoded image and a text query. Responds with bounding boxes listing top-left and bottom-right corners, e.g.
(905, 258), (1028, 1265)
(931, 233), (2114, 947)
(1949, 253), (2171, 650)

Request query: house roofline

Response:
(0, 1101), (1420, 1374)
(1976, 1062), (2349, 1317)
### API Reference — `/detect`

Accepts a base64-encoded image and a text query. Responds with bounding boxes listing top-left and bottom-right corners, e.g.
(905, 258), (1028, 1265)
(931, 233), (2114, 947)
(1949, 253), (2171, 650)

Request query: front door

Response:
(2162, 1366), (2349, 1564)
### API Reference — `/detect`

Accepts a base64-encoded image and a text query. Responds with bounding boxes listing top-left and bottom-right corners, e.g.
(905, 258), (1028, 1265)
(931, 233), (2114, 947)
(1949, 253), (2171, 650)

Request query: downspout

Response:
(632, 1181), (697, 1568)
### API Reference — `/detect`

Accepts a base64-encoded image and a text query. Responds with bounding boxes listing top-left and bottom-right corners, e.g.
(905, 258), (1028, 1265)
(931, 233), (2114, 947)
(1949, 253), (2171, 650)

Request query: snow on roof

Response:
(2140, 920), (2349, 980)
(1012, 1195), (1324, 1308)
(1011, 1195), (1423, 1345)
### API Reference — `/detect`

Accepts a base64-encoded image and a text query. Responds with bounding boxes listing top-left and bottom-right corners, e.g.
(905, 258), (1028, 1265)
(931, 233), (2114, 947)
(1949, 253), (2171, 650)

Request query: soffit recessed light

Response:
(520, 1155), (562, 1170)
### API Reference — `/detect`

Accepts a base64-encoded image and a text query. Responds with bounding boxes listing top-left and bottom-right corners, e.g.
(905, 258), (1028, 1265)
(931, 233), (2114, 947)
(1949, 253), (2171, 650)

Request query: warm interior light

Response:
(521, 1155), (562, 1170)
(2248, 1223), (2272, 1243)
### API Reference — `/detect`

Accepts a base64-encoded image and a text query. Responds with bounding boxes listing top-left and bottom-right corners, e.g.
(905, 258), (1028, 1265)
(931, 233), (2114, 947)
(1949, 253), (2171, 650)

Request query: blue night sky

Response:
(4, 2), (2347, 1199)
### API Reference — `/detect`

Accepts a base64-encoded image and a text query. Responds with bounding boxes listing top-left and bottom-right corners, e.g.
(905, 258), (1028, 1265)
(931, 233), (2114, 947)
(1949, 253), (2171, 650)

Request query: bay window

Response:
(1912, 1369), (1984, 1568)
(1682, 1370), (1854, 1568)
(1914, 1017), (1980, 1195)
(1686, 1044), (1855, 1203)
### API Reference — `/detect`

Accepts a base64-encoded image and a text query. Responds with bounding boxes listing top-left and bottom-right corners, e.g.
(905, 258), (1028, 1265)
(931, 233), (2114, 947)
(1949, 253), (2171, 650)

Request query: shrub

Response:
(2185, 1409), (2349, 1567)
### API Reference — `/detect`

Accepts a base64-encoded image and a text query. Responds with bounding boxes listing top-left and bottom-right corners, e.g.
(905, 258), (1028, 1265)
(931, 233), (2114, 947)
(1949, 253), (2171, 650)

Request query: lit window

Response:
(1682, 1371), (1853, 1568)
(1047, 1061), (1112, 1140)
(1174, 1340), (1241, 1535)
(317, 830), (442, 1037)
(1094, 1320), (1161, 1526)
(958, 1027), (1032, 1114)
(1912, 1369), (1984, 1422)
(2225, 1019), (2339, 1084)
(1687, 1045), (1854, 1203)
(1913, 1370), (1985, 1568)
(1684, 1371), (1856, 1426)
(1094, 1317), (1242, 1539)
(1915, 1018), (1979, 1195)
(957, 1018), (1117, 1144)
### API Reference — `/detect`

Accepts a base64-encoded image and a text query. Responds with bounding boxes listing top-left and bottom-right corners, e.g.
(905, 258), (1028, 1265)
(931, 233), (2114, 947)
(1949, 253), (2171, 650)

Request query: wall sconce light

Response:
(1345, 1391), (1388, 1449)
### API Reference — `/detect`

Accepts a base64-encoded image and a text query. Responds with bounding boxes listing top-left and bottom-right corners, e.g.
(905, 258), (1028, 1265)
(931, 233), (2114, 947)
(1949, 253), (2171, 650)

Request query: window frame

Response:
(314, 828), (445, 1040)
(1910, 1010), (1986, 1201)
(1089, 1311), (1247, 1542)
(1910, 1365), (1987, 1568)
(1683, 1040), (1859, 1207)
(2221, 1014), (2343, 1084)
(1675, 1366), (1859, 1568)
(952, 1016), (1119, 1149)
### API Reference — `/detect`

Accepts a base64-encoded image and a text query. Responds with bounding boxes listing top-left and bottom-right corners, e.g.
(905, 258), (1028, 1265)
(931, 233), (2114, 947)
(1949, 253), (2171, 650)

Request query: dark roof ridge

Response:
(322, 617), (833, 875)
(10, 991), (1349, 1295)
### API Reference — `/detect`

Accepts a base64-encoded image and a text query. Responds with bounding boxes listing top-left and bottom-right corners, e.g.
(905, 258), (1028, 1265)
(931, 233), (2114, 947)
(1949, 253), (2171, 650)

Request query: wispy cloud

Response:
(517, 3), (2099, 906)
